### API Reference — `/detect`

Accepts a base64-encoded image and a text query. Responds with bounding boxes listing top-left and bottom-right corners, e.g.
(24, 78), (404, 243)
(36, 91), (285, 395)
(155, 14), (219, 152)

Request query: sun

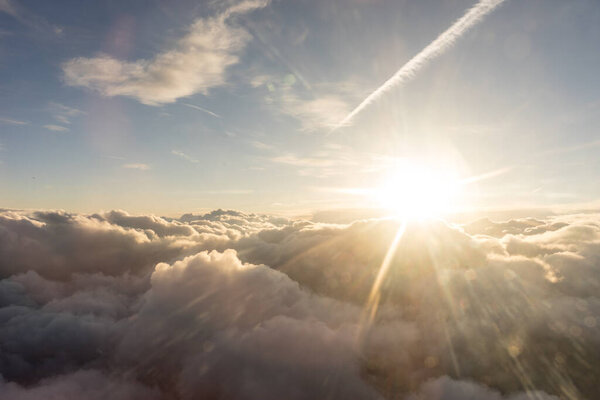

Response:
(373, 161), (460, 219)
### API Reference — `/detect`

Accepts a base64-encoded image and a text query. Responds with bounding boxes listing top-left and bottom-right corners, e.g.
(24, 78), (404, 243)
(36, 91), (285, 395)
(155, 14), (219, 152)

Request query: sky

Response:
(1, 0), (600, 216)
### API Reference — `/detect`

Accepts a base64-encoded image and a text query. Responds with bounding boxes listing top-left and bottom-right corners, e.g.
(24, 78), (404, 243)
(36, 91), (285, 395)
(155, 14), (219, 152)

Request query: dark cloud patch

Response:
(0, 305), (113, 383)
(1, 209), (599, 399)
(406, 376), (560, 400)
(0, 370), (160, 400)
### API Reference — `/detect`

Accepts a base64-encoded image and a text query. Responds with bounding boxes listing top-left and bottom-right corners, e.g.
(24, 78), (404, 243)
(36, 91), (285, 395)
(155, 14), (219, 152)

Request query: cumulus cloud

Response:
(1, 208), (600, 399)
(62, 0), (268, 105)
(406, 376), (560, 400)
(0, 370), (160, 400)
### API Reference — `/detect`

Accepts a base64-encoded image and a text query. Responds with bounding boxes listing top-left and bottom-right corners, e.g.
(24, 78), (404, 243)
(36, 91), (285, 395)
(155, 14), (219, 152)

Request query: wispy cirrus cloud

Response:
(0, 116), (28, 125)
(62, 0), (268, 105)
(182, 103), (222, 119)
(250, 140), (274, 151)
(43, 124), (69, 132)
(0, 0), (18, 17)
(171, 150), (199, 164)
(335, 0), (506, 129)
(253, 75), (357, 131)
(48, 102), (84, 125)
(200, 189), (254, 195)
(122, 163), (150, 170)
(460, 166), (513, 184)
(267, 144), (389, 178)
(270, 154), (337, 168)
(0, 0), (63, 35)
(280, 94), (350, 131)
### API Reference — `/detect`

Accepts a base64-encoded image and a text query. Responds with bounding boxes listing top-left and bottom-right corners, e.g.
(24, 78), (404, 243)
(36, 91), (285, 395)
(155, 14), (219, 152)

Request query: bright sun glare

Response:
(373, 162), (460, 219)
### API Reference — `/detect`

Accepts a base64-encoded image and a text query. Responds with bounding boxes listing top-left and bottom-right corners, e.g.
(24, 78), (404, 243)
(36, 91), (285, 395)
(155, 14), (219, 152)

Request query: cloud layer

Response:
(62, 0), (267, 105)
(1, 208), (599, 399)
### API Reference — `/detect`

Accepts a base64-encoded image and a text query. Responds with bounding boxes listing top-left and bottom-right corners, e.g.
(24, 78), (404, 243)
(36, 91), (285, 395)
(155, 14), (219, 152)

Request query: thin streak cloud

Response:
(171, 150), (199, 163)
(122, 163), (150, 170)
(335, 0), (506, 130)
(460, 166), (513, 184)
(0, 117), (29, 125)
(182, 103), (222, 119)
(43, 124), (69, 132)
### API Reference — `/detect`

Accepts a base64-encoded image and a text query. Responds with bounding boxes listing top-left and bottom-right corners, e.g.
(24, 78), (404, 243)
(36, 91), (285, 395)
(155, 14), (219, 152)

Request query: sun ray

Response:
(355, 219), (406, 350)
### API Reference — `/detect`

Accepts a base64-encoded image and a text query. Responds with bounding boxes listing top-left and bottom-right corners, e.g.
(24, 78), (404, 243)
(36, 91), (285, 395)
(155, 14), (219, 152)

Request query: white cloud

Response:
(122, 163), (150, 170)
(0, 117), (28, 125)
(171, 150), (199, 163)
(268, 152), (353, 178)
(0, 0), (63, 35)
(0, 370), (161, 400)
(253, 75), (357, 131)
(0, 0), (17, 17)
(62, 0), (269, 105)
(1, 208), (599, 399)
(407, 376), (560, 400)
(281, 94), (350, 130)
(250, 140), (274, 150)
(267, 145), (392, 178)
(270, 154), (337, 168)
(200, 189), (254, 195)
(48, 102), (84, 125)
(182, 103), (221, 118)
(43, 124), (69, 132)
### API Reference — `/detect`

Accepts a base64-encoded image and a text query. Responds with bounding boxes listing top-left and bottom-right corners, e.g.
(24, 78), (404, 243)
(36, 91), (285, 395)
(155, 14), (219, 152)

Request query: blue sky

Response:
(1, 0), (599, 216)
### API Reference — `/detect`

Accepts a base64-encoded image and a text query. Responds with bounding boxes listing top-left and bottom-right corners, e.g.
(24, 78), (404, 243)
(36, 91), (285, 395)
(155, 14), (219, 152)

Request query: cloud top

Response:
(1, 208), (600, 399)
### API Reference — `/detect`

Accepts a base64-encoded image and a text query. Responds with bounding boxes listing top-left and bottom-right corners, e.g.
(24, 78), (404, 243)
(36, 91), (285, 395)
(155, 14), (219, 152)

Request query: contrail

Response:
(334, 0), (505, 130)
(182, 103), (222, 119)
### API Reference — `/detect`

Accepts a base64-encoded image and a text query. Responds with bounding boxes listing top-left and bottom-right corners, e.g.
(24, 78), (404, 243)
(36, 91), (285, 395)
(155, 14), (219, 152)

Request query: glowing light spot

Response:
(508, 343), (522, 358)
(373, 161), (460, 219)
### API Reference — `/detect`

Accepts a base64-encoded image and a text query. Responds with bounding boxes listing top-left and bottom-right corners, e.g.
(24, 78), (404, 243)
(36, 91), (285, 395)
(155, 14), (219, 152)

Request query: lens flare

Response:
(373, 161), (460, 219)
